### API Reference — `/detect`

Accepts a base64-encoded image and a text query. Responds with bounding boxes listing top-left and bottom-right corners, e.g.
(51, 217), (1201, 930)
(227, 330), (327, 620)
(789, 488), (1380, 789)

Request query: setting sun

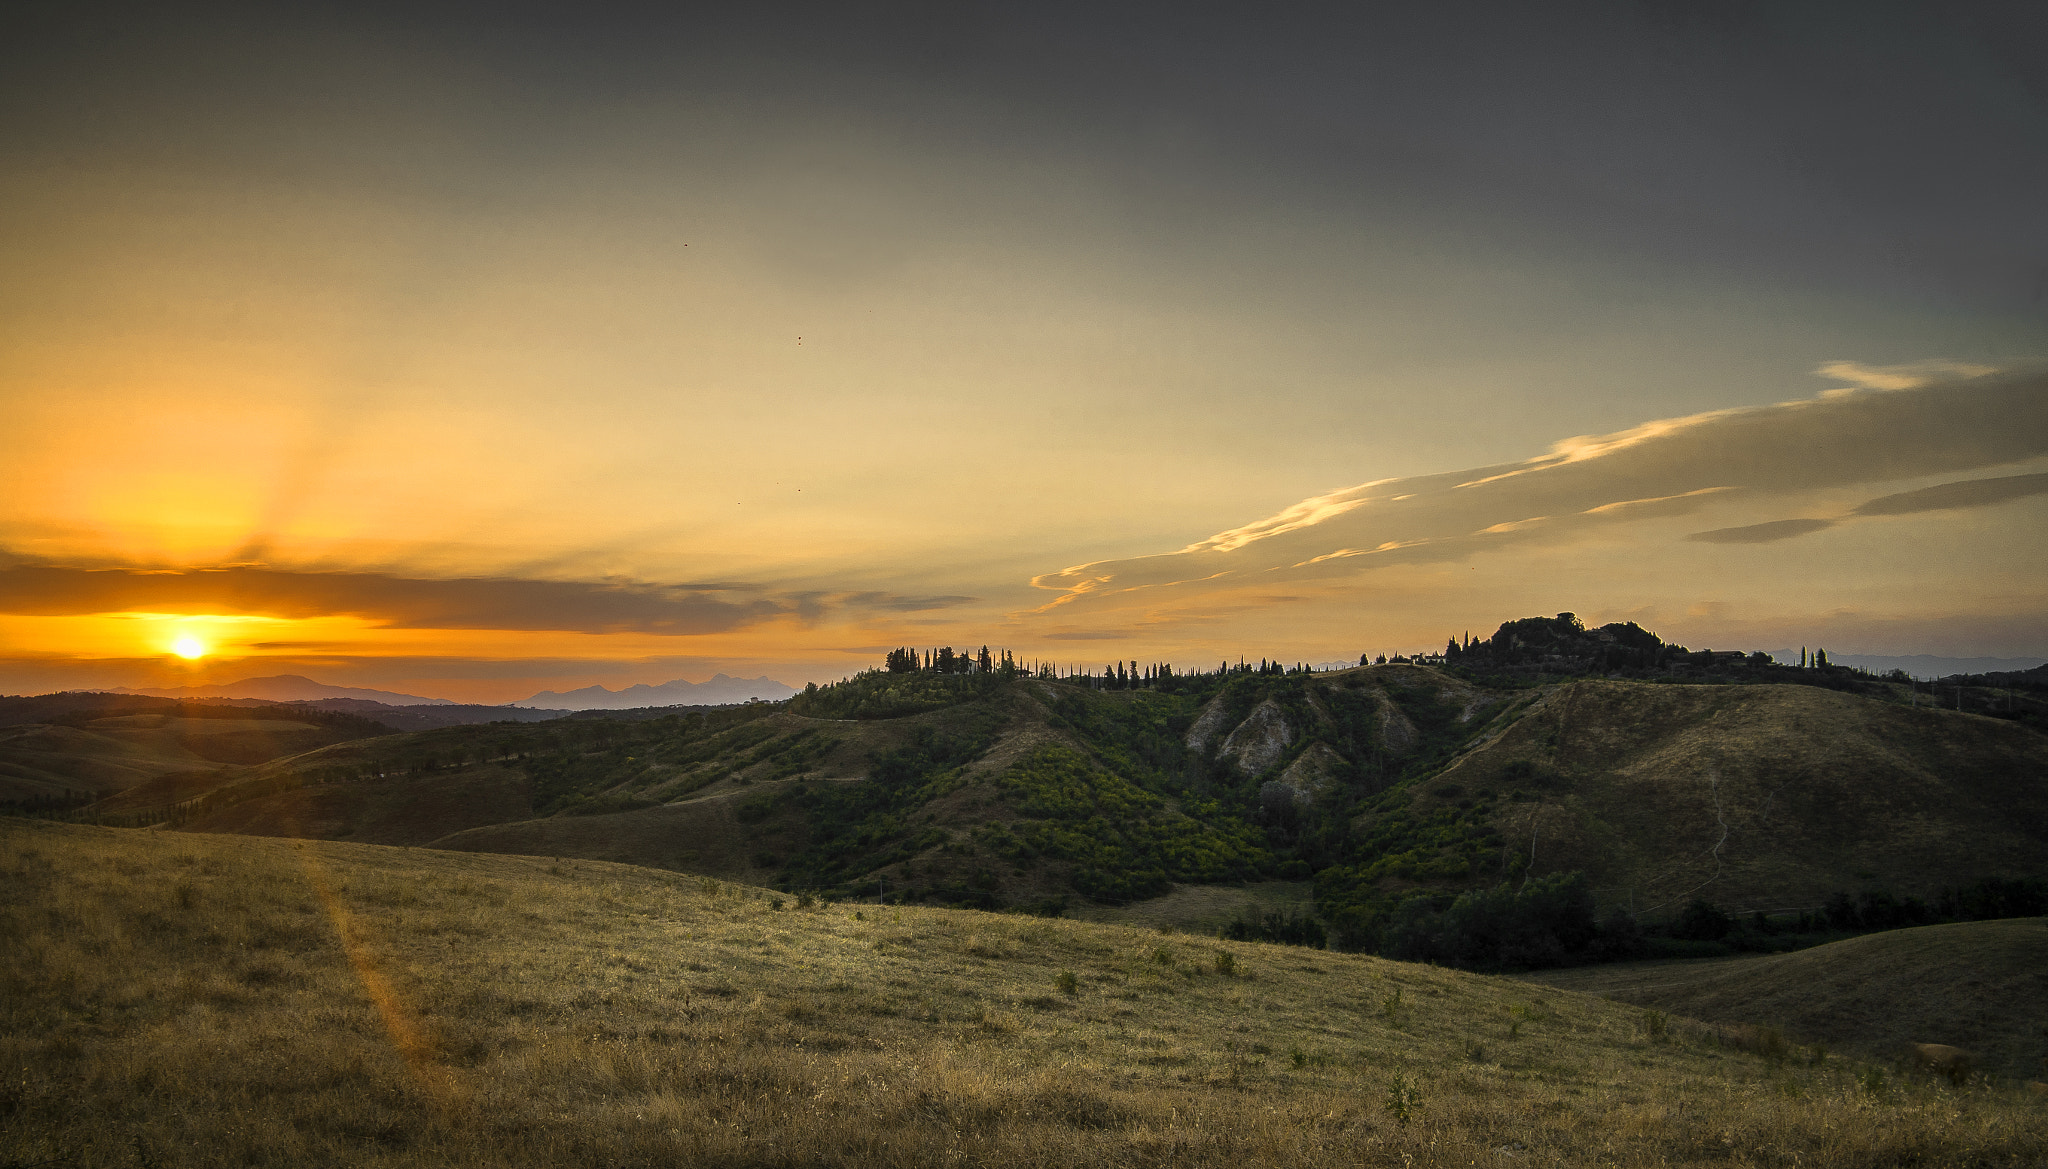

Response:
(171, 636), (206, 660)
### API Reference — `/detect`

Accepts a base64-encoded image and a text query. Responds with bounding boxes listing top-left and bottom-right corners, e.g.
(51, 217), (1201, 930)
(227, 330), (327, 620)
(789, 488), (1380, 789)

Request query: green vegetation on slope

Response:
(30, 644), (2040, 976)
(988, 744), (1266, 901)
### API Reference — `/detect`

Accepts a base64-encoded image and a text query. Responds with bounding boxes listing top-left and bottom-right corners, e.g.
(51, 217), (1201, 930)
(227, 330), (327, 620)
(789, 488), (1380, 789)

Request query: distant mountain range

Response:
(105, 675), (454, 706)
(511, 674), (797, 710)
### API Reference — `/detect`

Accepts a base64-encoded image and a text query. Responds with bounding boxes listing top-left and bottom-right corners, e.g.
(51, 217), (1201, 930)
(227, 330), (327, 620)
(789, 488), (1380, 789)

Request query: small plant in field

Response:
(1384, 1072), (1419, 1124)
(698, 876), (720, 896)
(1380, 986), (1403, 1020)
(769, 897), (785, 911)
(1807, 1042), (1827, 1067)
(1643, 1009), (1668, 1041)
(1464, 1040), (1487, 1063)
(1055, 969), (1078, 996)
(1860, 1066), (1887, 1097)
(1758, 1026), (1790, 1064)
(795, 891), (816, 910)
(1507, 1019), (1521, 1040)
(1290, 1047), (1307, 1069)
(853, 910), (864, 921)
(1213, 950), (1237, 976)
(1152, 945), (1174, 966)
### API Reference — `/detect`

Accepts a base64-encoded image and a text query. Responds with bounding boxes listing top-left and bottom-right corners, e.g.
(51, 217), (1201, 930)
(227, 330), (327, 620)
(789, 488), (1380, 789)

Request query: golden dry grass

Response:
(1516, 918), (2048, 1080)
(3, 817), (2043, 1168)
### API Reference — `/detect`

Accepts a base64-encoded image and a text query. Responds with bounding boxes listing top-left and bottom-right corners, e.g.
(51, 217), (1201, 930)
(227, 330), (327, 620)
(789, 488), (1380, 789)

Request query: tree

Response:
(1672, 898), (1732, 941)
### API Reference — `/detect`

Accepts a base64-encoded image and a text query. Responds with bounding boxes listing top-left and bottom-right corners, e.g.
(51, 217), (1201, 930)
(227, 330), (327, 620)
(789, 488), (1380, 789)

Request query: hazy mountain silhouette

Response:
(511, 674), (796, 710)
(105, 675), (454, 706)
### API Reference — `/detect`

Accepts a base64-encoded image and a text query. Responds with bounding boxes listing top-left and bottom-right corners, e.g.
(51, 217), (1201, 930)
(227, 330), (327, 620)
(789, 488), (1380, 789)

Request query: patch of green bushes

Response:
(995, 745), (1267, 901)
(1219, 908), (1327, 949)
(1376, 873), (1601, 969)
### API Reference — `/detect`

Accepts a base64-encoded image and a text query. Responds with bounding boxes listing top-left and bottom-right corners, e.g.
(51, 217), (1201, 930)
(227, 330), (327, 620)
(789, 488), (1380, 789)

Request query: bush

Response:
(1381, 873), (1598, 969)
(1384, 1073), (1419, 1124)
(1940, 877), (2047, 920)
(1591, 907), (1648, 960)
(1220, 908), (1327, 949)
(1672, 898), (1733, 941)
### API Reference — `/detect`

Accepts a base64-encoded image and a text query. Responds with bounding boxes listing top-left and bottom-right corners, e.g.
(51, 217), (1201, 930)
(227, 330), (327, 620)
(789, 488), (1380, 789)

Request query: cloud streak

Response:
(1850, 471), (2048, 518)
(1029, 368), (2048, 612)
(1686, 518), (1837, 545)
(0, 565), (974, 636)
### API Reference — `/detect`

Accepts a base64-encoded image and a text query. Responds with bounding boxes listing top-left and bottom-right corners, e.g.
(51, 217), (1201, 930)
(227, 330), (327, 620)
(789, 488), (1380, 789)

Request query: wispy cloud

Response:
(1027, 367), (2048, 613)
(1813, 359), (1997, 392)
(1686, 518), (1837, 545)
(1850, 471), (2048, 517)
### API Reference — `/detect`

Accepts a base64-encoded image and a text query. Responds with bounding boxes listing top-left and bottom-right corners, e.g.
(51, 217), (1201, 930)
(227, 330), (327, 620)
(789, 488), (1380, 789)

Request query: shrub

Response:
(1381, 873), (1598, 968)
(1672, 898), (1732, 942)
(1213, 950), (1237, 976)
(1220, 908), (1327, 949)
(1054, 970), (1079, 996)
(1592, 907), (1647, 960)
(1384, 1073), (1419, 1124)
(1643, 1009), (1668, 1041)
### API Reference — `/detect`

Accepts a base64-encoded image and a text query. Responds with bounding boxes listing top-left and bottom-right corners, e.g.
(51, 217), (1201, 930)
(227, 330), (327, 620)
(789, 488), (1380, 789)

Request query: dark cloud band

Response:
(1852, 472), (2048, 518)
(0, 566), (785, 634)
(1686, 518), (1837, 545)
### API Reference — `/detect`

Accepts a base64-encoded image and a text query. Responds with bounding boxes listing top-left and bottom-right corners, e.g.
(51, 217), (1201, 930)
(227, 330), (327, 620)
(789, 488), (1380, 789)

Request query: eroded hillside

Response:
(38, 664), (2048, 953)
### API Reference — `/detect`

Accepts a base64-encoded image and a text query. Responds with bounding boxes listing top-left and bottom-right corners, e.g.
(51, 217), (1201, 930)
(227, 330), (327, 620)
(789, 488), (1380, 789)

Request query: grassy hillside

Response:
(1516, 918), (2048, 1080)
(43, 666), (2048, 958)
(0, 713), (369, 807)
(5, 817), (2042, 1168)
(1425, 681), (2048, 914)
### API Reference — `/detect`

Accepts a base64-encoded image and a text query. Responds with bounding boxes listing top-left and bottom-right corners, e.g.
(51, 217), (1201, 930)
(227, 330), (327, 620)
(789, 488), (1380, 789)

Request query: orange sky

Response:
(4, 5), (2044, 701)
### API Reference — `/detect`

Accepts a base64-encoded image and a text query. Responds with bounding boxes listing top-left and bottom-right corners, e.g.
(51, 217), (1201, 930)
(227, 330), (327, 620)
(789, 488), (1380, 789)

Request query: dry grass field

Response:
(1517, 919), (2048, 1081)
(5, 819), (2043, 1168)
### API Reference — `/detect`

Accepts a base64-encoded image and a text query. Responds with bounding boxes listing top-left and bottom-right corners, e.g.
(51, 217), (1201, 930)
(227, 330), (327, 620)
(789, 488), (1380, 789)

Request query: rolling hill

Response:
(115, 659), (2046, 954)
(1516, 918), (2048, 1080)
(4, 816), (2040, 1169)
(513, 672), (797, 709)
(0, 701), (394, 809)
(107, 674), (454, 705)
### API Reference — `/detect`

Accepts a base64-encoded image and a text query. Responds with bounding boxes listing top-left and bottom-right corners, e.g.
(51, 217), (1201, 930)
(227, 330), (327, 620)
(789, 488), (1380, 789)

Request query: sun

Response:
(172, 636), (207, 660)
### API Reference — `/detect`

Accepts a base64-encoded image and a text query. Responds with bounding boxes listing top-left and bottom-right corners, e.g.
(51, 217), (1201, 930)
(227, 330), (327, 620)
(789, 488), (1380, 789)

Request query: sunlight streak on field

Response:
(294, 844), (468, 1114)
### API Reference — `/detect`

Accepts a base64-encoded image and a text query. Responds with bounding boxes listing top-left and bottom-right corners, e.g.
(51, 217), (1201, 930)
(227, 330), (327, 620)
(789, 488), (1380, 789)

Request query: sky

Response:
(2, 1), (2045, 702)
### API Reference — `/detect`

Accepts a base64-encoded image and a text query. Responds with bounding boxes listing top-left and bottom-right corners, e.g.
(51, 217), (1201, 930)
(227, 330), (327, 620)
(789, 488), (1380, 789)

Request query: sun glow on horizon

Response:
(172, 636), (206, 660)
